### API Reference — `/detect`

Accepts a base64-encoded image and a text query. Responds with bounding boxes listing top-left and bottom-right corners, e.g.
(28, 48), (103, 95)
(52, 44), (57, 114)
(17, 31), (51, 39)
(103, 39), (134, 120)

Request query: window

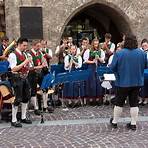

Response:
(20, 7), (43, 39)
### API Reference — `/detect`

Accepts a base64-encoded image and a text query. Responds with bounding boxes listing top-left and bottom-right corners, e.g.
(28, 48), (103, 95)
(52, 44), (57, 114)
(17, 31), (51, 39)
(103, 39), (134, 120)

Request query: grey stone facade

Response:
(5, 0), (148, 50)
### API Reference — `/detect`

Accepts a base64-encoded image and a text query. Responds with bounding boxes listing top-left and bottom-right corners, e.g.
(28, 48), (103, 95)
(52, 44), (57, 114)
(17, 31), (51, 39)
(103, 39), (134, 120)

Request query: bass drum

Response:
(0, 84), (15, 111)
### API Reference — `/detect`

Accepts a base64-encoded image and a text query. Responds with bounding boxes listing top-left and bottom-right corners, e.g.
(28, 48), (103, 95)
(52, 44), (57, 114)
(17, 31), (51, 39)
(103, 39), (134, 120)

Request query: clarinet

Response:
(69, 54), (79, 72)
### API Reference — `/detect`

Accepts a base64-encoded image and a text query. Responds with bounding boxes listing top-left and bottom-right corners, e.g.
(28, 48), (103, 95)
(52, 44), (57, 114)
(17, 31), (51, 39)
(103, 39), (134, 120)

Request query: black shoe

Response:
(21, 119), (32, 124)
(96, 100), (103, 106)
(110, 118), (117, 128)
(104, 100), (110, 105)
(126, 123), (136, 131)
(11, 122), (22, 128)
(55, 99), (62, 107)
(47, 107), (54, 113)
(43, 108), (47, 112)
(34, 110), (41, 115)
(110, 97), (117, 105)
(72, 102), (81, 108)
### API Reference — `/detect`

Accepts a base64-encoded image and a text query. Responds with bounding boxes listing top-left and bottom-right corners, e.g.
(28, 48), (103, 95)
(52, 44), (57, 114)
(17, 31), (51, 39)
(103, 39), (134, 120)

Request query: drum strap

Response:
(2, 94), (14, 100)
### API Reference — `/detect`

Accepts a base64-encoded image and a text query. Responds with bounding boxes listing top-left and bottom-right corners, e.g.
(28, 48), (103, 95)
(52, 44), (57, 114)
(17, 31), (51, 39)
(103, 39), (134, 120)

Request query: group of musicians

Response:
(0, 37), (52, 127)
(55, 34), (117, 102)
(0, 33), (147, 128)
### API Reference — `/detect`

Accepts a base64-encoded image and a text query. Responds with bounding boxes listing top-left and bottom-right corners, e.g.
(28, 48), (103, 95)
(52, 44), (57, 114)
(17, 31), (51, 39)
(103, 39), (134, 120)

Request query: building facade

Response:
(4, 0), (148, 49)
(0, 0), (5, 37)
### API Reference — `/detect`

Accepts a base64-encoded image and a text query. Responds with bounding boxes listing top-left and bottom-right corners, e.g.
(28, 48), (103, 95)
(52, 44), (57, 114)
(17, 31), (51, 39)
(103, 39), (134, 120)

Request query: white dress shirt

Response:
(8, 48), (22, 69)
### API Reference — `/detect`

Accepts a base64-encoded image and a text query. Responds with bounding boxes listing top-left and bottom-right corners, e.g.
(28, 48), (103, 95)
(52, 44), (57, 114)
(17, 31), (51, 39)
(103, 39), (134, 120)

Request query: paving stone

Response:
(0, 105), (148, 147)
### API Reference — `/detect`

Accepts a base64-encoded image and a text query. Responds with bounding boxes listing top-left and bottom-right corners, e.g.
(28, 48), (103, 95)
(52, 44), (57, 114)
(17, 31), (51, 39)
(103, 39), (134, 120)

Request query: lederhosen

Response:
(86, 49), (102, 98)
(28, 50), (43, 97)
(11, 51), (31, 106)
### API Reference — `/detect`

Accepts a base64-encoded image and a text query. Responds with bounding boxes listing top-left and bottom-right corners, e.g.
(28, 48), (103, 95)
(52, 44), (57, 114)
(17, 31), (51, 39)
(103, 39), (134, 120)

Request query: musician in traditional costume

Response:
(116, 33), (125, 51)
(64, 45), (83, 101)
(40, 40), (53, 66)
(77, 38), (89, 58)
(7, 38), (32, 127)
(107, 42), (124, 67)
(141, 38), (148, 53)
(28, 40), (48, 115)
(55, 37), (69, 64)
(64, 45), (82, 71)
(139, 38), (148, 105)
(0, 36), (9, 61)
(84, 38), (105, 100)
(100, 33), (115, 63)
(67, 36), (74, 48)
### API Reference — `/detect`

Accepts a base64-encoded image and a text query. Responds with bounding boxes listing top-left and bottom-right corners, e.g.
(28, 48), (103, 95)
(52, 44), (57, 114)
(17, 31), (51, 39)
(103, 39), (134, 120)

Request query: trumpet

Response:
(3, 39), (17, 56)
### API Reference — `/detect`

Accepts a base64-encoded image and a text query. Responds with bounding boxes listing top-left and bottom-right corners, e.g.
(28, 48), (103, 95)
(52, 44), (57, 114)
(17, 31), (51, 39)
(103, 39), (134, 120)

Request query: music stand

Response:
(52, 70), (90, 110)
(100, 73), (116, 104)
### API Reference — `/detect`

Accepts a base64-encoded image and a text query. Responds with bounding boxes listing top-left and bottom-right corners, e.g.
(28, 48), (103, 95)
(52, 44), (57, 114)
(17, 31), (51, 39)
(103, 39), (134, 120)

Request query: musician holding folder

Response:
(109, 35), (147, 130)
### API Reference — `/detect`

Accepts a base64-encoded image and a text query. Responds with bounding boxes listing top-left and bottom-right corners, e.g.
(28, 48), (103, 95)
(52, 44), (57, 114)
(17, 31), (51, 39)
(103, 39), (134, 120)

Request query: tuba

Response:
(3, 39), (17, 56)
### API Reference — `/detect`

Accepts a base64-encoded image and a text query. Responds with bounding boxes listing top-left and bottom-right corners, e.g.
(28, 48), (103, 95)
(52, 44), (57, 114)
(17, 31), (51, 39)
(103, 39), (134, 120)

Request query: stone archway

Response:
(61, 1), (133, 45)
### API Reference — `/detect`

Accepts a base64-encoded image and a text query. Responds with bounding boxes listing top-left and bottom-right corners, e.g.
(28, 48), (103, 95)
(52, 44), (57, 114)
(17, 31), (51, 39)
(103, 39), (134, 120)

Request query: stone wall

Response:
(5, 0), (148, 50)
(0, 1), (5, 33)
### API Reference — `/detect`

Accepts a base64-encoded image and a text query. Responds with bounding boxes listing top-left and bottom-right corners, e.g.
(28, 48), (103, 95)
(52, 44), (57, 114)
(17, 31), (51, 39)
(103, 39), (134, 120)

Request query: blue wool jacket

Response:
(110, 48), (147, 87)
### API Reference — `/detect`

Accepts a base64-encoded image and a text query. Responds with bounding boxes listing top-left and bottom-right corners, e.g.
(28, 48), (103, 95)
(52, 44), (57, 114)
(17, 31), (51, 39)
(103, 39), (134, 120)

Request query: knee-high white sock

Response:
(43, 93), (48, 108)
(31, 96), (38, 110)
(12, 105), (18, 122)
(112, 106), (123, 124)
(130, 107), (139, 125)
(21, 103), (28, 120)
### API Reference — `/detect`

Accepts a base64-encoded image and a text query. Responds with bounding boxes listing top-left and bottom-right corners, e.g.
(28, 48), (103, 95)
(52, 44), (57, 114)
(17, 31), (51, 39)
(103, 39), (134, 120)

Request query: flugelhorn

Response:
(3, 39), (17, 56)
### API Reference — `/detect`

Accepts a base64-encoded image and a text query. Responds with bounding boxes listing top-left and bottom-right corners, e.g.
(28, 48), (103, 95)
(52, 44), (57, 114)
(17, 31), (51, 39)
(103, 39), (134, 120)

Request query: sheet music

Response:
(103, 74), (116, 81)
(101, 81), (112, 89)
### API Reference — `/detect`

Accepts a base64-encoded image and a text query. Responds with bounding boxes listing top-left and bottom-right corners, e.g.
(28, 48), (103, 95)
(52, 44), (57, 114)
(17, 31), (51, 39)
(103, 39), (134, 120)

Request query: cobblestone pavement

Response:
(0, 105), (148, 148)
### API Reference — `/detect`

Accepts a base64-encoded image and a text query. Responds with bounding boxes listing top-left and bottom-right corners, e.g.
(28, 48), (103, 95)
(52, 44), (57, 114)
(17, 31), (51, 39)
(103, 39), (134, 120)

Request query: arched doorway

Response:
(62, 3), (132, 46)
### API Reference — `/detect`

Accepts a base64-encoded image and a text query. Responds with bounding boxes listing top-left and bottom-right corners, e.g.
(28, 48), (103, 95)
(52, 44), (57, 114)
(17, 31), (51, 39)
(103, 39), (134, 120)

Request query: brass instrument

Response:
(3, 39), (17, 56)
